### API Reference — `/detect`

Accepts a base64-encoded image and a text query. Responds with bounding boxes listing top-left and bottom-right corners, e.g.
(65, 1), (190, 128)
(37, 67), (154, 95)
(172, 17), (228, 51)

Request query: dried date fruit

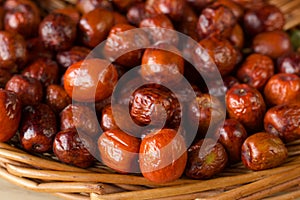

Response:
(264, 73), (300, 106)
(185, 138), (228, 179)
(277, 52), (300, 76)
(252, 30), (292, 59)
(39, 13), (76, 51)
(98, 129), (140, 173)
(264, 104), (300, 143)
(214, 119), (247, 164)
(45, 84), (71, 114)
(79, 8), (114, 48)
(53, 128), (95, 168)
(53, 7), (80, 24)
(56, 46), (91, 70)
(197, 4), (236, 39)
(60, 104), (100, 136)
(0, 89), (21, 142)
(241, 132), (287, 170)
(189, 93), (226, 138)
(0, 31), (27, 71)
(244, 4), (284, 36)
(126, 2), (151, 26)
(237, 53), (274, 90)
(226, 84), (266, 132)
(5, 75), (43, 106)
(0, 69), (12, 88)
(141, 43), (184, 85)
(229, 24), (244, 50)
(76, 0), (113, 14)
(22, 58), (59, 87)
(130, 85), (180, 128)
(4, 0), (40, 38)
(145, 0), (185, 21)
(139, 14), (178, 46)
(104, 24), (150, 68)
(19, 104), (57, 153)
(140, 128), (187, 183)
(63, 58), (118, 102)
(213, 0), (244, 19)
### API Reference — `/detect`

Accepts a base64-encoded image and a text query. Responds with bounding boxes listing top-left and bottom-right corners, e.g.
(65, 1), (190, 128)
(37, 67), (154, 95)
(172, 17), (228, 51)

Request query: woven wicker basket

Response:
(1, 0), (300, 200)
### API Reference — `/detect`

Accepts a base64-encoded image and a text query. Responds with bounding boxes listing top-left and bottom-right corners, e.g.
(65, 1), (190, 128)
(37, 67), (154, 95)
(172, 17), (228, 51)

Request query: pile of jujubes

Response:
(0, 0), (299, 183)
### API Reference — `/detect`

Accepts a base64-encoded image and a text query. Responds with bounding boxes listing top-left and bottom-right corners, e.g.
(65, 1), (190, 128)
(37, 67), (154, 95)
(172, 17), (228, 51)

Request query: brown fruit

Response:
(39, 13), (76, 51)
(141, 43), (184, 85)
(229, 24), (244, 50)
(0, 69), (12, 88)
(139, 14), (178, 46)
(0, 89), (21, 142)
(98, 129), (140, 173)
(197, 4), (236, 39)
(196, 36), (238, 77)
(185, 138), (228, 179)
(5, 75), (43, 106)
(60, 104), (99, 137)
(226, 84), (266, 132)
(277, 52), (300, 76)
(53, 7), (80, 24)
(241, 132), (288, 170)
(214, 119), (247, 164)
(140, 128), (187, 183)
(130, 85), (180, 128)
(243, 4), (284, 36)
(145, 0), (185, 21)
(76, 0), (113, 14)
(63, 58), (118, 102)
(237, 53), (274, 90)
(4, 0), (40, 38)
(19, 104), (57, 153)
(252, 30), (292, 59)
(104, 24), (150, 68)
(126, 2), (152, 26)
(22, 58), (59, 87)
(213, 0), (244, 19)
(264, 73), (300, 106)
(45, 84), (71, 113)
(0, 31), (27, 71)
(189, 93), (226, 138)
(264, 104), (300, 143)
(79, 8), (114, 48)
(53, 128), (95, 168)
(26, 37), (53, 63)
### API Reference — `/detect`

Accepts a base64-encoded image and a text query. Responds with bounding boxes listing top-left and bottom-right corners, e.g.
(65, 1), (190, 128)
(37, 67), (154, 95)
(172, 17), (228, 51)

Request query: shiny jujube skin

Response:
(277, 52), (300, 76)
(264, 73), (300, 106)
(63, 58), (118, 102)
(241, 132), (288, 170)
(0, 31), (27, 71)
(145, 0), (185, 21)
(141, 43), (184, 85)
(214, 119), (247, 164)
(53, 7), (80, 24)
(39, 13), (77, 51)
(46, 84), (71, 114)
(264, 104), (300, 143)
(226, 84), (266, 132)
(252, 30), (292, 59)
(53, 128), (95, 168)
(140, 129), (187, 183)
(19, 104), (57, 153)
(4, 0), (41, 38)
(60, 104), (100, 137)
(22, 58), (59, 87)
(229, 24), (245, 50)
(76, 0), (113, 14)
(139, 14), (178, 46)
(98, 129), (141, 173)
(185, 138), (228, 179)
(5, 75), (43, 106)
(213, 0), (244, 19)
(79, 8), (114, 48)
(104, 24), (150, 68)
(0, 89), (21, 142)
(197, 5), (237, 39)
(243, 4), (284, 36)
(189, 93), (226, 138)
(237, 53), (274, 90)
(126, 2), (152, 26)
